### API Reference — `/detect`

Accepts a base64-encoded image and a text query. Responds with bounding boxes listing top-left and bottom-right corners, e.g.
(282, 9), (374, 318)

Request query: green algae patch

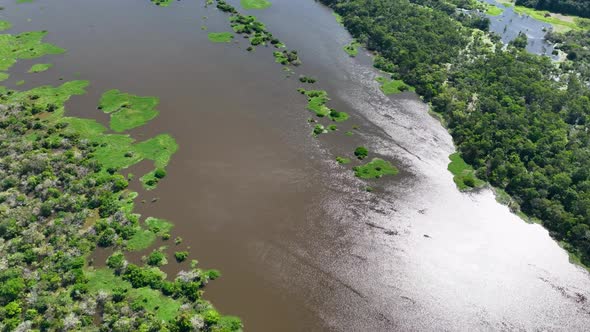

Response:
(376, 76), (414, 95)
(336, 156), (351, 164)
(0, 31), (65, 71)
(485, 4), (503, 16)
(208, 32), (234, 43)
(241, 0), (271, 10)
(150, 0), (173, 7)
(28, 63), (52, 73)
(86, 268), (181, 321)
(343, 40), (360, 57)
(99, 89), (160, 132)
(0, 21), (12, 32)
(448, 152), (486, 190)
(353, 158), (398, 179)
(15, 79), (25, 86)
(0, 72), (9, 81)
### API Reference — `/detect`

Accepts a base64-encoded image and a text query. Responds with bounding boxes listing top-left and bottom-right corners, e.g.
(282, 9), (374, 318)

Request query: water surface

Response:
(2, 0), (590, 331)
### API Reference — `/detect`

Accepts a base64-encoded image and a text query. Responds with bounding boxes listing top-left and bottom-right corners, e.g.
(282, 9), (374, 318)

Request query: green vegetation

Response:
(145, 217), (173, 235)
(516, 0), (590, 19)
(0, 20), (12, 31)
(343, 40), (360, 57)
(297, 88), (349, 121)
(216, 0), (296, 66)
(485, 4), (504, 16)
(240, 0), (271, 10)
(376, 76), (414, 95)
(0, 31), (64, 72)
(354, 146), (368, 160)
(0, 79), (240, 329)
(319, 0), (590, 266)
(175, 251), (189, 262)
(547, 29), (590, 81)
(208, 32), (234, 43)
(447, 153), (485, 190)
(150, 0), (173, 6)
(299, 75), (317, 83)
(336, 156), (351, 164)
(0, 72), (9, 81)
(333, 12), (344, 25)
(86, 268), (181, 322)
(28, 63), (52, 73)
(127, 227), (157, 251)
(353, 158), (399, 179)
(512, 4), (588, 31)
(313, 124), (327, 136)
(98, 89), (160, 132)
(146, 250), (167, 266)
(273, 50), (301, 66)
(15, 79), (24, 85)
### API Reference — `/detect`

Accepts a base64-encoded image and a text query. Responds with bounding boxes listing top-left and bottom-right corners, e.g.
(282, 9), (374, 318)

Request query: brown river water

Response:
(2, 0), (590, 330)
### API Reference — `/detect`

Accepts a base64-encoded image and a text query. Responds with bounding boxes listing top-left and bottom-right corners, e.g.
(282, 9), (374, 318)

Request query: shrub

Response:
(354, 146), (368, 160)
(146, 250), (166, 266)
(174, 251), (189, 262)
(154, 168), (167, 179)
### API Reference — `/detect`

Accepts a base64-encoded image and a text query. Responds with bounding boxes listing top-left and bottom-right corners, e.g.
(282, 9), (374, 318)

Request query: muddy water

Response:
(3, 0), (590, 331)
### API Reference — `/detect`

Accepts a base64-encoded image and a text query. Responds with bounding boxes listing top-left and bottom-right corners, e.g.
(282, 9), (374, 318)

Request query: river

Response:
(2, 0), (590, 330)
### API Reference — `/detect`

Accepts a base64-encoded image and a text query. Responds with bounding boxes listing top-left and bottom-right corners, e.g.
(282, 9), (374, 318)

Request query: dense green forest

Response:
(321, 0), (590, 266)
(516, 0), (590, 19)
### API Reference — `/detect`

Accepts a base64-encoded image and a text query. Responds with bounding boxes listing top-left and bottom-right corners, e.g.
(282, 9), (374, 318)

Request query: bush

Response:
(174, 251), (189, 262)
(154, 168), (167, 179)
(146, 251), (166, 266)
(354, 146), (368, 160)
(106, 252), (125, 272)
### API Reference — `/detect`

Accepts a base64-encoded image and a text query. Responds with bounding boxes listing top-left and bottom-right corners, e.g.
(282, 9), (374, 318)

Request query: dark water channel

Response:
(2, 0), (590, 330)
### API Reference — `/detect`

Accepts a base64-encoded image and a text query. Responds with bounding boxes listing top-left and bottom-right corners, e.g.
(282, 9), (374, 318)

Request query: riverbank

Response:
(323, 0), (590, 269)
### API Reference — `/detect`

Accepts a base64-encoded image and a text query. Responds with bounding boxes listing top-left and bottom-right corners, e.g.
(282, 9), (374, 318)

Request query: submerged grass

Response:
(485, 5), (504, 16)
(343, 40), (360, 57)
(0, 31), (64, 71)
(353, 158), (398, 179)
(0, 20), (12, 31)
(208, 32), (234, 43)
(28, 63), (52, 73)
(376, 76), (414, 95)
(298, 88), (349, 122)
(241, 0), (271, 10)
(448, 152), (486, 190)
(99, 89), (160, 133)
